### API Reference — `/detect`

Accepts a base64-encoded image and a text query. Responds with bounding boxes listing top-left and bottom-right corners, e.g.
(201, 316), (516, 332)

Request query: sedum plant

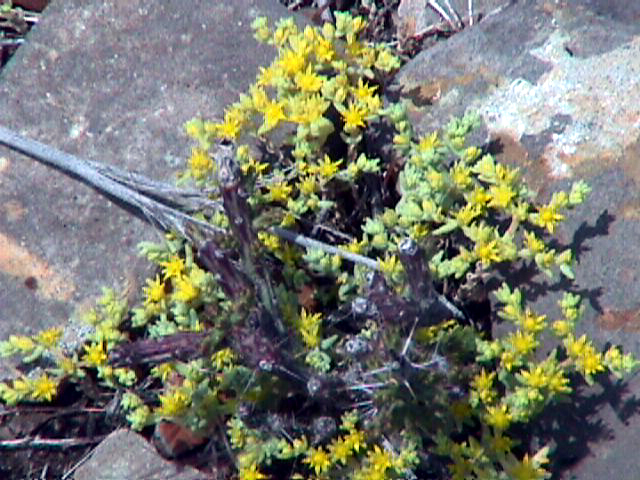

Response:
(0, 11), (637, 480)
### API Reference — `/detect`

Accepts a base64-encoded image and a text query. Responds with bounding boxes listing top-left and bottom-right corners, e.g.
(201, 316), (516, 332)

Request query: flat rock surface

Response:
(73, 429), (208, 480)
(2, 0), (640, 479)
(393, 1), (640, 478)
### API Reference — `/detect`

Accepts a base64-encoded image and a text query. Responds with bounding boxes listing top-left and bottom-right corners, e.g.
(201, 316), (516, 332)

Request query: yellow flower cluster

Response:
(0, 373), (58, 405)
(299, 307), (322, 349)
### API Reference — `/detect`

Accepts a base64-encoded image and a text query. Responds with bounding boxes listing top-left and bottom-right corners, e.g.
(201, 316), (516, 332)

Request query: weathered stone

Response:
(2, 0), (640, 478)
(392, 2), (640, 478)
(73, 429), (208, 480)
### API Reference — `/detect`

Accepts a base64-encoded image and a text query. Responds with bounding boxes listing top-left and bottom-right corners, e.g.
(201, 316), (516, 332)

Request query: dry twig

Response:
(0, 435), (106, 449)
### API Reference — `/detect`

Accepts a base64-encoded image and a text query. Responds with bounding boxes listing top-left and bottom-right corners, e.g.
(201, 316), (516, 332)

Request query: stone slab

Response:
(73, 429), (208, 480)
(392, 1), (640, 478)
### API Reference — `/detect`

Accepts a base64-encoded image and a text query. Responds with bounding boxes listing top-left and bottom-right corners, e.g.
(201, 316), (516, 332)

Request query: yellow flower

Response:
(494, 164), (518, 184)
(524, 231), (545, 253)
(474, 239), (501, 265)
(278, 48), (306, 76)
(12, 377), (32, 398)
(565, 335), (605, 377)
(378, 254), (401, 277)
(273, 17), (298, 46)
(489, 183), (516, 209)
(552, 319), (572, 338)
(8, 335), (35, 353)
(188, 147), (212, 180)
(266, 179), (292, 203)
(451, 162), (472, 189)
(463, 146), (482, 161)
(344, 429), (366, 453)
(548, 370), (571, 394)
(304, 94), (330, 123)
(288, 30), (313, 57)
(353, 77), (378, 102)
(261, 100), (287, 132)
(352, 77), (381, 113)
(258, 231), (281, 251)
(257, 64), (281, 87)
(150, 363), (175, 382)
(534, 203), (565, 234)
(520, 309), (546, 333)
(83, 342), (107, 366)
(312, 155), (342, 179)
(250, 84), (269, 110)
(294, 64), (324, 92)
(241, 155), (270, 176)
(564, 334), (587, 357)
(144, 275), (167, 305)
(211, 105), (248, 140)
(30, 374), (58, 402)
(468, 186), (490, 207)
(298, 175), (317, 195)
(519, 364), (549, 389)
(490, 432), (515, 454)
(485, 403), (512, 430)
(375, 47), (400, 71)
(427, 169), (444, 190)
(161, 255), (186, 280)
(455, 203), (481, 226)
(508, 330), (538, 356)
(417, 131), (440, 152)
(299, 308), (322, 348)
(471, 368), (496, 404)
(156, 388), (190, 416)
(173, 275), (199, 303)
(367, 445), (392, 473)
(344, 239), (365, 254)
(303, 447), (331, 476)
(239, 463), (267, 480)
(211, 348), (235, 371)
(535, 251), (555, 270)
(341, 102), (367, 132)
(500, 350), (517, 371)
(36, 327), (63, 348)
(357, 45), (377, 70)
(576, 349), (605, 377)
(504, 453), (549, 480)
(314, 35), (335, 63)
(329, 436), (352, 465)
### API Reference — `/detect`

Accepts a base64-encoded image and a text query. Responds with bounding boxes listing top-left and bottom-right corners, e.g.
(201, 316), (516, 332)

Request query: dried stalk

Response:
(0, 125), (225, 240)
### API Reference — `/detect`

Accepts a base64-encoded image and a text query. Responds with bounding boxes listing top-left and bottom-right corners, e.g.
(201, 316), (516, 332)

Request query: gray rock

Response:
(2, 0), (640, 479)
(73, 429), (208, 480)
(392, 2), (640, 478)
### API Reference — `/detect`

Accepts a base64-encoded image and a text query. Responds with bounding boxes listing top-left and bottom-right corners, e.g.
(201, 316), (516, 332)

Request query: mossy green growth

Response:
(0, 11), (637, 480)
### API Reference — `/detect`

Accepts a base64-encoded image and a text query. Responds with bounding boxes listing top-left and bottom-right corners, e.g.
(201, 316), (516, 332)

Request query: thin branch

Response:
(442, 0), (464, 29)
(61, 446), (98, 480)
(269, 226), (381, 271)
(0, 125), (224, 239)
(0, 435), (106, 449)
(270, 226), (466, 320)
(427, 0), (456, 31)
